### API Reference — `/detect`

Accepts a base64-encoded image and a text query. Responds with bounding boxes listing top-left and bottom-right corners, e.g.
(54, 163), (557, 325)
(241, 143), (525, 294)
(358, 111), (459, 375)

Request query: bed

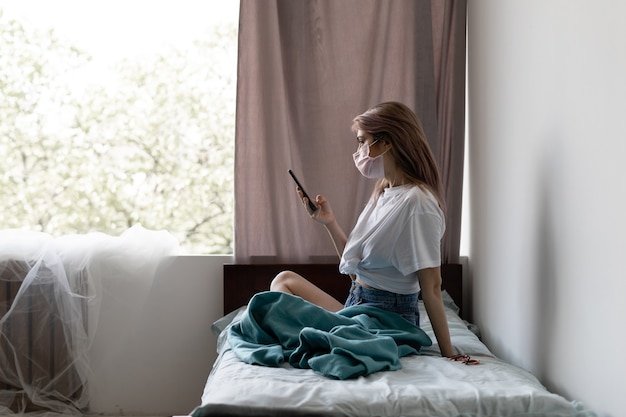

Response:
(190, 263), (595, 417)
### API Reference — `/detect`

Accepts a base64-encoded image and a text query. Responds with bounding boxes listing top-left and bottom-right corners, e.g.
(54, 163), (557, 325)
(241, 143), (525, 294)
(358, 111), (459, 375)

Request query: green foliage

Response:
(0, 10), (236, 254)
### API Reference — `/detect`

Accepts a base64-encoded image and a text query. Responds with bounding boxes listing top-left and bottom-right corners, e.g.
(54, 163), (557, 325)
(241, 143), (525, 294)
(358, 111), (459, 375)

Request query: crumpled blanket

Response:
(228, 291), (432, 379)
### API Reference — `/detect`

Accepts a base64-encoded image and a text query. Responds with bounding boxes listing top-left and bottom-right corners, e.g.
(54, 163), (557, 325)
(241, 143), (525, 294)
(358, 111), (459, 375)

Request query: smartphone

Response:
(288, 169), (317, 212)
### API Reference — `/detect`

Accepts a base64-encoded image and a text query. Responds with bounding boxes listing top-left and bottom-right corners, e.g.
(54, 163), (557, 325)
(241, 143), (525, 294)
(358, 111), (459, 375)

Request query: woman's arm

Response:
(323, 218), (348, 259)
(418, 266), (455, 357)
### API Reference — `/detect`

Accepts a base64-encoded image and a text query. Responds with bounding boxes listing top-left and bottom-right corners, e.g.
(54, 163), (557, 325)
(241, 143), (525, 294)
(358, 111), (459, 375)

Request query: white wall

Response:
(88, 255), (230, 416)
(468, 2), (626, 417)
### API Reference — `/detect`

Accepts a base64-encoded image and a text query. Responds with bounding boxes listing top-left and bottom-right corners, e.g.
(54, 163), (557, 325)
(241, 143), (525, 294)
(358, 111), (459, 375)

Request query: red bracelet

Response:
(449, 354), (480, 365)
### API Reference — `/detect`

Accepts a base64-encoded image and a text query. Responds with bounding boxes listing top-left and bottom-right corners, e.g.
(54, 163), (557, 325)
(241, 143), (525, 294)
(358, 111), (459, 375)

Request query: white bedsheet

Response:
(192, 294), (595, 417)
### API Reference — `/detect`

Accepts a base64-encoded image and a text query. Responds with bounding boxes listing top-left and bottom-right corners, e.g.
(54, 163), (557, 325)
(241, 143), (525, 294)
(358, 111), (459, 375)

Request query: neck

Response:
(387, 172), (410, 187)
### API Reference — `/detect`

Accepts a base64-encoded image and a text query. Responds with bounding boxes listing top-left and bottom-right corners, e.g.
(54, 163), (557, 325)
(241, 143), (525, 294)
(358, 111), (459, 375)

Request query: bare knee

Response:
(270, 270), (299, 294)
(270, 270), (343, 312)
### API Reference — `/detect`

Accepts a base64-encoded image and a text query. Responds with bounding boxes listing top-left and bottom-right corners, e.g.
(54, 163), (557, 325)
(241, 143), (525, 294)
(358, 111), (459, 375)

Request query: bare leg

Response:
(270, 270), (344, 312)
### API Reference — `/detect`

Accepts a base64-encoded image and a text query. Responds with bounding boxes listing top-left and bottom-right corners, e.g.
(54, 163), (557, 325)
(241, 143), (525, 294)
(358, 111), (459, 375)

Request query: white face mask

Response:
(352, 140), (388, 179)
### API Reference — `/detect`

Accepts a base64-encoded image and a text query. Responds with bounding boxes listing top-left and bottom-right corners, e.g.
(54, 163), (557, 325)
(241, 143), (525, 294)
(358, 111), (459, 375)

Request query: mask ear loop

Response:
(374, 133), (393, 154)
(365, 139), (379, 156)
(370, 134), (393, 157)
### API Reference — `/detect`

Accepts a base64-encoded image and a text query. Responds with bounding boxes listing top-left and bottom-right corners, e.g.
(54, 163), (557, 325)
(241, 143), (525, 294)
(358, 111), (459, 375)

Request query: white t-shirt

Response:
(339, 184), (445, 294)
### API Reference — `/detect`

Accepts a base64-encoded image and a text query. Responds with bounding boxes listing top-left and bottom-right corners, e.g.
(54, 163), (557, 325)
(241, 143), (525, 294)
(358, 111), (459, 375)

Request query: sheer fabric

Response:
(0, 226), (179, 415)
(235, 0), (466, 263)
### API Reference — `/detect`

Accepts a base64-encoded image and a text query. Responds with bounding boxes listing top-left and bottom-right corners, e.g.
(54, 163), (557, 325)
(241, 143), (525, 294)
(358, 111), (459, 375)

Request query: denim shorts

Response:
(344, 280), (420, 326)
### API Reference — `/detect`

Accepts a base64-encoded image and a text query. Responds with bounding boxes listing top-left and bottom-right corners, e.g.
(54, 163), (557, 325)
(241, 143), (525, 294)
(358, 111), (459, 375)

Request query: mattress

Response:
(190, 292), (595, 417)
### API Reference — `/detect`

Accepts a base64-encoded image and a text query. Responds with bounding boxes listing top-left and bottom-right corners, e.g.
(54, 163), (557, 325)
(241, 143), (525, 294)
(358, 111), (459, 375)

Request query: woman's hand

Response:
(296, 188), (336, 225)
(296, 187), (347, 258)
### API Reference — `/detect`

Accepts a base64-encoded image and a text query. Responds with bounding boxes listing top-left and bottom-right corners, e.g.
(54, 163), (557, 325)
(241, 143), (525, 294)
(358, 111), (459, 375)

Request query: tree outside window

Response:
(0, 4), (237, 254)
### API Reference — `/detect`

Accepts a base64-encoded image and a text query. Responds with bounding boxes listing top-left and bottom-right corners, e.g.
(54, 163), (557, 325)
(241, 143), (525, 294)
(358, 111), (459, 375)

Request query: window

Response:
(0, 1), (239, 254)
(460, 36), (470, 258)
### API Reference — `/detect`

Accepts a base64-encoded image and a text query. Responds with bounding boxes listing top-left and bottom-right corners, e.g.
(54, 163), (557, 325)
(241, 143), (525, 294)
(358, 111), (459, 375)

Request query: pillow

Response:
(441, 290), (460, 315)
(212, 306), (246, 336)
(212, 306), (247, 354)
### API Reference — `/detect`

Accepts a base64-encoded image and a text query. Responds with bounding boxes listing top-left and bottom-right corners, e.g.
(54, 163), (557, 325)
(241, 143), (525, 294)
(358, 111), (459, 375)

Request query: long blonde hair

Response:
(352, 102), (444, 208)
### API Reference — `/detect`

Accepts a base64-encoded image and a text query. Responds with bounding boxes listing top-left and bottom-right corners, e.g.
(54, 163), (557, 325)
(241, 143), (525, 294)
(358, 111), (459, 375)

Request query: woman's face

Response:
(355, 129), (386, 158)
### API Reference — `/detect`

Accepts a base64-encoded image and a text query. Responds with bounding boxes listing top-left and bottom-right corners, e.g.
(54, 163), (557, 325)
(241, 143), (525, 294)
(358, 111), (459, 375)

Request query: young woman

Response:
(271, 101), (454, 358)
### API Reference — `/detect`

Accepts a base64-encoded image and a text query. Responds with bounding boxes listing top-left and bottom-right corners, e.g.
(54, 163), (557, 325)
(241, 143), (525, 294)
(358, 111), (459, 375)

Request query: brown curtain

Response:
(431, 1), (467, 263)
(234, 0), (466, 264)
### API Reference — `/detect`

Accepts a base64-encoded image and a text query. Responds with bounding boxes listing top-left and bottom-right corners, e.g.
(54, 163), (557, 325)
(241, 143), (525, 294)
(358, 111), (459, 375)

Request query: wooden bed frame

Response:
(223, 263), (462, 317)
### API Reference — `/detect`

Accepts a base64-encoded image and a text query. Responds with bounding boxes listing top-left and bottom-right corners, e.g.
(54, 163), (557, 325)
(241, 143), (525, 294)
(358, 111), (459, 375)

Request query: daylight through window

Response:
(0, 1), (239, 254)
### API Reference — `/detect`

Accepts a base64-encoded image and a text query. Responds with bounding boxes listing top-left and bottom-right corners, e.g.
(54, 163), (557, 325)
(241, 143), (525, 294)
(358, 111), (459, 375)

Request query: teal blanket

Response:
(228, 291), (432, 379)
